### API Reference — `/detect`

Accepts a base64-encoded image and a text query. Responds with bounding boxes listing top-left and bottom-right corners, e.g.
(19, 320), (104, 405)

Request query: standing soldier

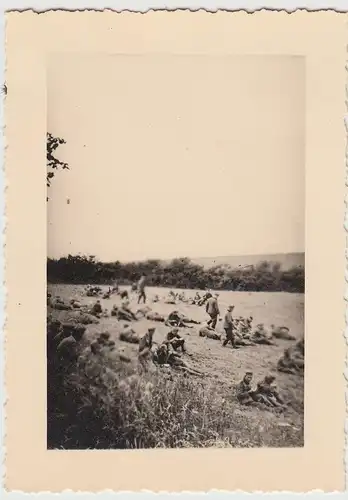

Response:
(137, 274), (147, 304)
(222, 305), (237, 348)
(205, 293), (220, 329)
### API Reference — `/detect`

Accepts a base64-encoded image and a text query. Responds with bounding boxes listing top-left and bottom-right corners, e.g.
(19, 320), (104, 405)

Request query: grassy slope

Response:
(48, 284), (304, 448)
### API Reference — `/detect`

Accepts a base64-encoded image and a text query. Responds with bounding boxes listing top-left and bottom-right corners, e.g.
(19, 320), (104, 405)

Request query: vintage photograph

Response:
(46, 54), (305, 450)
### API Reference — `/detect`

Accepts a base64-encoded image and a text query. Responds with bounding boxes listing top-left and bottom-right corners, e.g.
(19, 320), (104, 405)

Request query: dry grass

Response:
(47, 284), (304, 449)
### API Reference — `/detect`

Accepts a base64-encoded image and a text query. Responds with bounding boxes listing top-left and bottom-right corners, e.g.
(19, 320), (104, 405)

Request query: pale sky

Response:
(47, 54), (305, 262)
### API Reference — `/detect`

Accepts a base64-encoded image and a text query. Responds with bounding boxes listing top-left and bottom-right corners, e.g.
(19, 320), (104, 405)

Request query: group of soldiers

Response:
(47, 316), (87, 368)
(137, 326), (203, 377)
(48, 277), (302, 412)
(236, 372), (286, 408)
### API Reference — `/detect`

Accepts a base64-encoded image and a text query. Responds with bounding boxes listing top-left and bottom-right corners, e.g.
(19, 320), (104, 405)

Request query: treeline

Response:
(47, 255), (305, 293)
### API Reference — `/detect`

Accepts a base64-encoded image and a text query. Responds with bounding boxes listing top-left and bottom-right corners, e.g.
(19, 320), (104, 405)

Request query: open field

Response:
(48, 284), (304, 448)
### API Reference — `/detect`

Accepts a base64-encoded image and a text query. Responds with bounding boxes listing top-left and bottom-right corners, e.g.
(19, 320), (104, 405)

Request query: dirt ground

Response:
(48, 283), (305, 444)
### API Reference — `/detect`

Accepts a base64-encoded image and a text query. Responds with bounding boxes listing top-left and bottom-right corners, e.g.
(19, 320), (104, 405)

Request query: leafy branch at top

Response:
(47, 133), (69, 188)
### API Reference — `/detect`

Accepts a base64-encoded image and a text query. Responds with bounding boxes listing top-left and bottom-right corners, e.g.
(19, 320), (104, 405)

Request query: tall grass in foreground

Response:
(47, 344), (303, 449)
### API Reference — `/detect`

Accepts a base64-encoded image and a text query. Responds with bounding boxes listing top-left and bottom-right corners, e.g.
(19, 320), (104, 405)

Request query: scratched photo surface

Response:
(47, 54), (305, 450)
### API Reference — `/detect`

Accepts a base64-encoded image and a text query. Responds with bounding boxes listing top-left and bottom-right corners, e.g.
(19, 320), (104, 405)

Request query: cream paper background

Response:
(4, 10), (346, 492)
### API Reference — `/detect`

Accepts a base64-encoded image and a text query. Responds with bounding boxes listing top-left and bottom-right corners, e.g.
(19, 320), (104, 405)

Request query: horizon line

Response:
(47, 250), (305, 264)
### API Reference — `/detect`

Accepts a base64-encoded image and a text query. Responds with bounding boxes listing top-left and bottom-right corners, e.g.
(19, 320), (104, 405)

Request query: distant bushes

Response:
(47, 255), (305, 293)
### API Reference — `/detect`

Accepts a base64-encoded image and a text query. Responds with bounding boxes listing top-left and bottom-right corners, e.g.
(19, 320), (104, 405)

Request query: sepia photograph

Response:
(46, 53), (305, 450)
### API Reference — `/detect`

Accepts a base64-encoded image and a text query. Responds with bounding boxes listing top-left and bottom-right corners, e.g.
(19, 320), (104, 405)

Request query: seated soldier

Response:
(236, 372), (255, 405)
(67, 310), (99, 325)
(47, 318), (62, 358)
(292, 349), (304, 371)
(53, 321), (74, 346)
(70, 299), (82, 309)
(253, 375), (285, 408)
(199, 324), (221, 340)
(146, 311), (166, 322)
(110, 304), (118, 317)
(101, 308), (109, 318)
(165, 296), (176, 305)
(165, 310), (198, 328)
(270, 324), (296, 341)
(121, 296), (138, 321)
(90, 300), (103, 317)
(232, 319), (255, 346)
(138, 327), (156, 371)
(152, 343), (170, 366)
(111, 304), (136, 322)
(51, 297), (72, 310)
(165, 342), (203, 377)
(90, 332), (111, 354)
(246, 316), (253, 331)
(277, 348), (301, 374)
(119, 325), (140, 344)
(135, 306), (152, 318)
(56, 323), (86, 363)
(166, 327), (186, 352)
(239, 317), (253, 338)
(251, 324), (276, 345)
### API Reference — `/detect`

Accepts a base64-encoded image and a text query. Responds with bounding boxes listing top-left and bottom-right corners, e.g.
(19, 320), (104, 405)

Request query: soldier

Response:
(165, 310), (198, 328)
(164, 293), (176, 305)
(236, 372), (255, 405)
(165, 343), (203, 377)
(51, 298), (71, 311)
(198, 291), (210, 306)
(111, 304), (136, 322)
(120, 289), (129, 300)
(90, 300), (103, 317)
(138, 327), (156, 371)
(205, 293), (220, 329)
(137, 274), (147, 304)
(70, 299), (82, 309)
(251, 324), (276, 345)
(121, 295), (138, 321)
(166, 327), (186, 352)
(254, 375), (285, 408)
(222, 305), (237, 348)
(146, 311), (166, 322)
(270, 324), (295, 341)
(246, 316), (253, 332)
(67, 310), (99, 325)
(47, 318), (62, 359)
(152, 343), (170, 366)
(56, 323), (86, 363)
(277, 348), (300, 375)
(119, 325), (140, 344)
(199, 324), (221, 340)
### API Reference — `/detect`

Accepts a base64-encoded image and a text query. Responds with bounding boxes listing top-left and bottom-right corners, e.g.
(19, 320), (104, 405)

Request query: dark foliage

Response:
(47, 133), (69, 188)
(47, 255), (304, 293)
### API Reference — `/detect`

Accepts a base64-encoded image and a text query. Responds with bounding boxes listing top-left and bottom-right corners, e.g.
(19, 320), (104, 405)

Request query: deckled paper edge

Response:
(2, 7), (346, 494)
